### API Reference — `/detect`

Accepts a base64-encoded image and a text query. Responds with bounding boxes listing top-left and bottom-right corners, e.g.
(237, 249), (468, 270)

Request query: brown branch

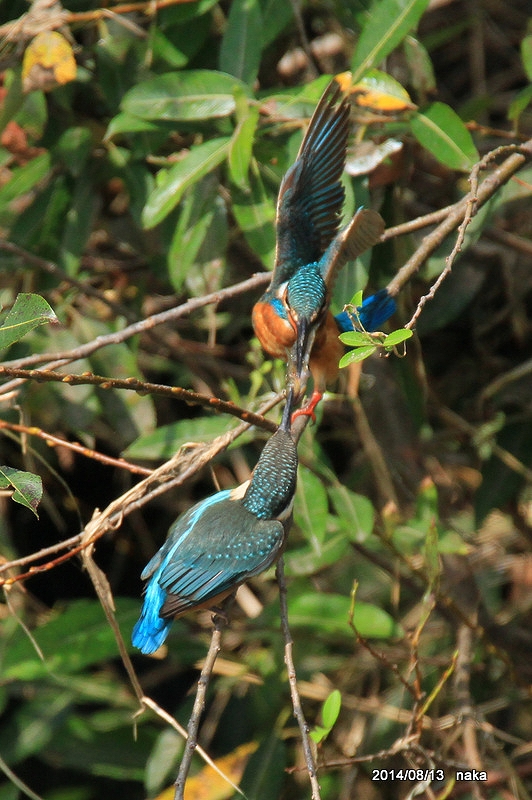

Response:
(386, 140), (532, 306)
(0, 271), (271, 397)
(0, 419), (152, 476)
(276, 557), (322, 800)
(0, 366), (278, 434)
(173, 612), (227, 800)
(0, 240), (138, 322)
(0, 394), (282, 585)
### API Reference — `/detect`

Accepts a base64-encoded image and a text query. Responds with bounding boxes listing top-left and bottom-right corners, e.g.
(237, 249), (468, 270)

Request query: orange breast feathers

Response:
(309, 311), (345, 389)
(252, 300), (297, 359)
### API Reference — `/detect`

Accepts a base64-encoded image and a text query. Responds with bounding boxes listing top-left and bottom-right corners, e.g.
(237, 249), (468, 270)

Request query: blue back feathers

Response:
(335, 288), (396, 333)
(132, 416), (298, 655)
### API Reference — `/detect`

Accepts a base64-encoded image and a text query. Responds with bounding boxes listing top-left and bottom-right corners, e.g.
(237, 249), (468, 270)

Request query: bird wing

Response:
(272, 80), (350, 285)
(335, 288), (396, 333)
(155, 499), (286, 618)
(319, 207), (385, 294)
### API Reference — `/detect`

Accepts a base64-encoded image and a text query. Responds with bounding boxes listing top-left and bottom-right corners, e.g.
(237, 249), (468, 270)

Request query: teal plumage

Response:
(132, 401), (298, 655)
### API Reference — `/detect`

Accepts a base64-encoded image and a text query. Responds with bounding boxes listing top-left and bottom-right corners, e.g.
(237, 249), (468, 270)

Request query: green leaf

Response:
(1, 599), (140, 681)
(0, 467), (42, 517)
(354, 68), (415, 108)
(0, 293), (58, 350)
(351, 0), (431, 82)
(53, 127), (92, 177)
(259, 0), (294, 48)
(521, 34), (532, 82)
(121, 70), (250, 121)
(321, 689), (342, 729)
(283, 532), (350, 576)
(410, 102), (479, 171)
(228, 104), (259, 188)
(142, 137), (230, 228)
(338, 330), (374, 347)
(508, 84), (532, 123)
(383, 328), (413, 347)
(105, 112), (168, 138)
(339, 345), (378, 367)
(0, 152), (51, 210)
(328, 485), (374, 542)
(124, 416), (235, 460)
(288, 593), (399, 638)
(168, 174), (223, 291)
(294, 466), (329, 548)
(231, 159), (276, 264)
(404, 35), (436, 97)
(219, 0), (263, 84)
(239, 734), (286, 800)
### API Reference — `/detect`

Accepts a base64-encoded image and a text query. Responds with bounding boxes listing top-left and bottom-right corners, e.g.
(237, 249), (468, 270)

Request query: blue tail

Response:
(132, 578), (171, 655)
(335, 288), (395, 333)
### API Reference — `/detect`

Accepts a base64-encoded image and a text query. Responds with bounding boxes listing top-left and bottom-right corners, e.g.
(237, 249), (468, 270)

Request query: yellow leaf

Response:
(351, 69), (416, 113)
(155, 742), (258, 800)
(22, 31), (76, 93)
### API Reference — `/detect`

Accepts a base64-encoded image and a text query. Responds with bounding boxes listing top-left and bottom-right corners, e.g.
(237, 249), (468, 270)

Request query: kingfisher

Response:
(132, 395), (298, 655)
(252, 77), (395, 417)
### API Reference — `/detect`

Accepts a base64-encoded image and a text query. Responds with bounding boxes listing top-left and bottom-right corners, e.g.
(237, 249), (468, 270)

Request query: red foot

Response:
(291, 390), (323, 424)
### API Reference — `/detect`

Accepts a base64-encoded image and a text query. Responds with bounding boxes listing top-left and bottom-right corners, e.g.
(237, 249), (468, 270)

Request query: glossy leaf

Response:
(508, 84), (532, 123)
(283, 533), (350, 576)
(339, 344), (378, 367)
(338, 330), (373, 347)
(124, 416), (235, 460)
(288, 593), (399, 638)
(228, 104), (259, 188)
(0, 152), (51, 209)
(521, 34), (532, 82)
(168, 174), (224, 291)
(0, 292), (57, 350)
(142, 137), (231, 228)
(121, 70), (250, 121)
(219, 0), (263, 84)
(352, 68), (415, 111)
(328, 485), (374, 542)
(231, 160), (276, 264)
(322, 689), (342, 729)
(294, 465), (329, 548)
(238, 734), (286, 800)
(2, 599), (140, 681)
(351, 0), (431, 83)
(410, 102), (479, 171)
(0, 467), (42, 517)
(383, 328), (413, 347)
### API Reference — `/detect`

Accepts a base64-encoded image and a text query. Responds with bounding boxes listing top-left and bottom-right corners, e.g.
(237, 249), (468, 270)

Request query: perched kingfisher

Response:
(132, 396), (298, 655)
(252, 76), (395, 417)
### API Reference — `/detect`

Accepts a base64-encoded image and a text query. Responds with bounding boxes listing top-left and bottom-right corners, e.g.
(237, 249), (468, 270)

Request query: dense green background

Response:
(0, 0), (532, 798)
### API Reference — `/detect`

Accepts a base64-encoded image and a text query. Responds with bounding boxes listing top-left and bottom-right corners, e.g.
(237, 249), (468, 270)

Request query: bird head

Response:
(285, 264), (327, 385)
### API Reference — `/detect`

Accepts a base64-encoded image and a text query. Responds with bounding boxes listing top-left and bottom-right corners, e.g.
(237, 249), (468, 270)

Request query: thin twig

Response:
(0, 419), (152, 476)
(0, 271), (270, 395)
(0, 394), (283, 583)
(174, 613), (227, 800)
(386, 140), (532, 308)
(276, 557), (322, 800)
(0, 365), (278, 433)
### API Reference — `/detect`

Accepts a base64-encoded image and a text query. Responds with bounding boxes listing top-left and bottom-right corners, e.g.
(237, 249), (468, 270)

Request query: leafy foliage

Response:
(0, 0), (531, 799)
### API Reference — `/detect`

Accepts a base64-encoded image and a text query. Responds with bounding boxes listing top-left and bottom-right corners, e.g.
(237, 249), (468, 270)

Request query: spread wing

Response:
(319, 208), (385, 294)
(272, 80), (350, 286)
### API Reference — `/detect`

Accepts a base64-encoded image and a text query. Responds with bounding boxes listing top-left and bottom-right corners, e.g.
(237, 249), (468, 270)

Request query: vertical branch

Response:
(174, 612), (227, 800)
(276, 557), (322, 800)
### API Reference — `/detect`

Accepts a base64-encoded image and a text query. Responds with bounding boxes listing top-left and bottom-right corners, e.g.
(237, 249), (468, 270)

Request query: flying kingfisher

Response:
(252, 76), (394, 418)
(132, 395), (298, 655)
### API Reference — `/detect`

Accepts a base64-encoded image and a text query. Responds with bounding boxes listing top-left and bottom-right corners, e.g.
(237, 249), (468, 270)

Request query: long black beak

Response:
(279, 386), (295, 432)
